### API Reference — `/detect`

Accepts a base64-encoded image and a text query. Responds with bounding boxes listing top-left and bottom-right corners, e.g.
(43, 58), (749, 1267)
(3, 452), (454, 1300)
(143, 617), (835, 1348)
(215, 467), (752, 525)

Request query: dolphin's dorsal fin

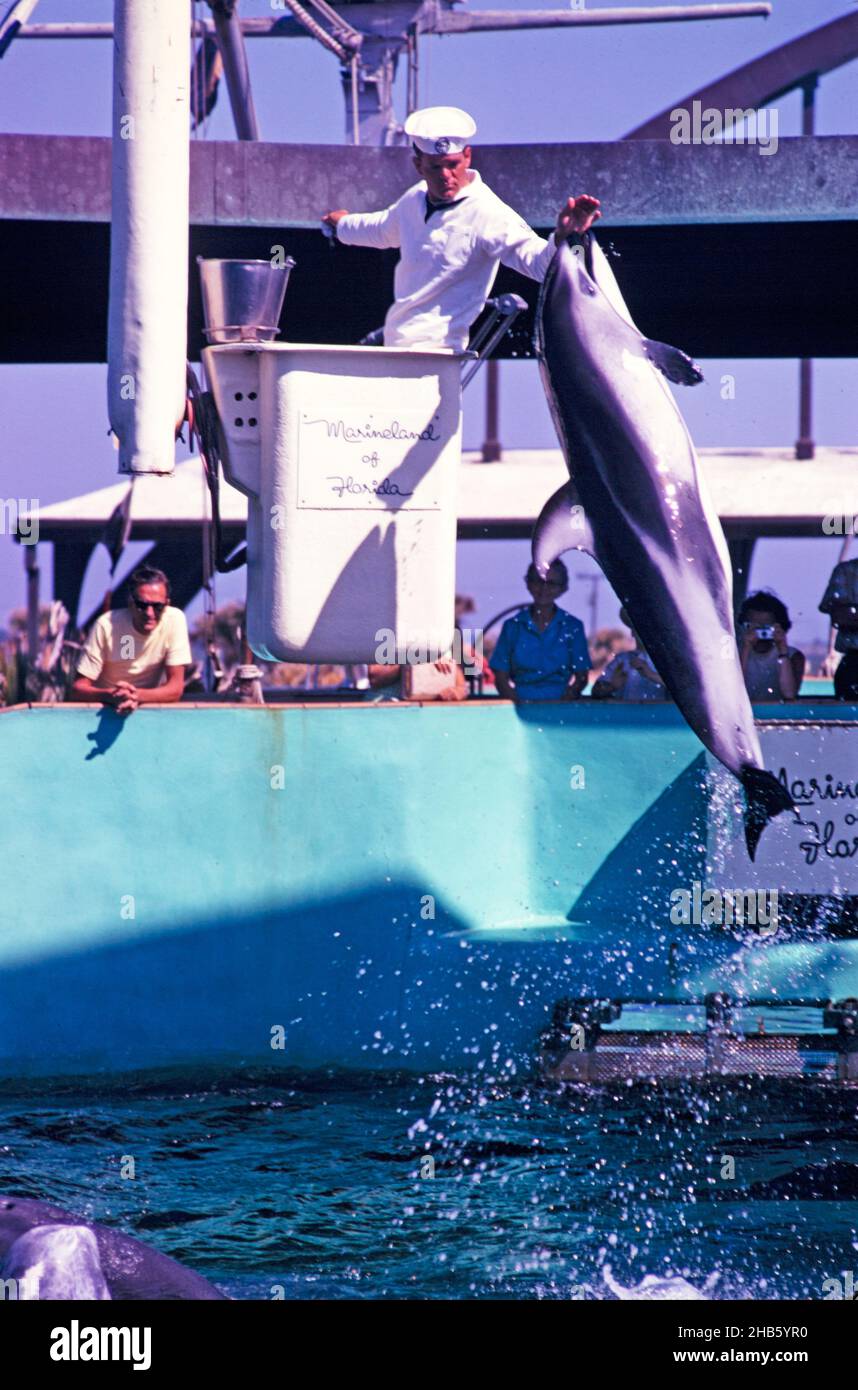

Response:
(533, 480), (595, 574)
(643, 339), (704, 386)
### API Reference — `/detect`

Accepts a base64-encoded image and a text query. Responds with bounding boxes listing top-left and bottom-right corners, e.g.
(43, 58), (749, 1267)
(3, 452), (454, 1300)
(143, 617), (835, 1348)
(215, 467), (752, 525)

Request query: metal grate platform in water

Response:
(547, 1033), (842, 1083)
(539, 996), (858, 1083)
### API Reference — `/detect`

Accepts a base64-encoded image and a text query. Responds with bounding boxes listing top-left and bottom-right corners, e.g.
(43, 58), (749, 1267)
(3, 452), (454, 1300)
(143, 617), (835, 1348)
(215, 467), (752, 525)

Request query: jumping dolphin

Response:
(0, 1195), (228, 1299)
(533, 237), (794, 858)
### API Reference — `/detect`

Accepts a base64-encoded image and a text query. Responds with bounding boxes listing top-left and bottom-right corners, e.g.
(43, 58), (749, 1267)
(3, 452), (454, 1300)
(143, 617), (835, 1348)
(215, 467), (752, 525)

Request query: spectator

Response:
(367, 658), (467, 702)
(366, 595), (477, 702)
(70, 566), (191, 715)
(490, 560), (589, 702)
(819, 557), (858, 699)
(591, 609), (667, 701)
(738, 591), (804, 701)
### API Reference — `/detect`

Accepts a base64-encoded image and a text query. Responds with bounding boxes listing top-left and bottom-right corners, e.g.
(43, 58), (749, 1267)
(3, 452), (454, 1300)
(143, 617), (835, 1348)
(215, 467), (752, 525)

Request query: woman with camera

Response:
(738, 591), (805, 702)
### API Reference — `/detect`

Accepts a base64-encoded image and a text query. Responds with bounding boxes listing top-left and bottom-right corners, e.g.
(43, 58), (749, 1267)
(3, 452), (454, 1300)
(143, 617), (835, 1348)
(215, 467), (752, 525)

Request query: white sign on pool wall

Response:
(706, 724), (858, 893)
(298, 406), (445, 510)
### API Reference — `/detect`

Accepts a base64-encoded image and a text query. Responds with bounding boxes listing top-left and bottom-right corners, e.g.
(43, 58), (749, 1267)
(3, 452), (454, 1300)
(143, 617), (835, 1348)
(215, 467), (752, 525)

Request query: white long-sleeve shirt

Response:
(335, 169), (556, 351)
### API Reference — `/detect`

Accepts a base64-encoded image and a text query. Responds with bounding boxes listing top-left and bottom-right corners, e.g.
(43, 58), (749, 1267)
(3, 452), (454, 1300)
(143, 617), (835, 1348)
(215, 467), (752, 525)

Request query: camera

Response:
(755, 626), (775, 640)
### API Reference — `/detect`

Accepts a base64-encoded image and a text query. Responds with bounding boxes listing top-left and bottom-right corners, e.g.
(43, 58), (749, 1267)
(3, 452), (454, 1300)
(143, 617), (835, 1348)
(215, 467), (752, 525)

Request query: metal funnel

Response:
(197, 256), (295, 344)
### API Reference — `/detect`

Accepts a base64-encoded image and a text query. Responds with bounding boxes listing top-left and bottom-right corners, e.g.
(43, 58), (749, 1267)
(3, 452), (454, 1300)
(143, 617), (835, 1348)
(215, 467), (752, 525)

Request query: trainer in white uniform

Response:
(322, 105), (603, 352)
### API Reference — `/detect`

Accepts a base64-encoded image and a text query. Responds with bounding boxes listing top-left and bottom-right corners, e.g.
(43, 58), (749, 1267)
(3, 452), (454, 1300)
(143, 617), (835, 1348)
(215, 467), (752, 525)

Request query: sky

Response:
(0, 0), (855, 648)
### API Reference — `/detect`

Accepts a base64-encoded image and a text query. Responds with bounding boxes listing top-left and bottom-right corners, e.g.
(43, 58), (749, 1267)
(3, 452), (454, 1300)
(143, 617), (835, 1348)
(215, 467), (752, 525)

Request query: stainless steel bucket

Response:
(197, 256), (295, 344)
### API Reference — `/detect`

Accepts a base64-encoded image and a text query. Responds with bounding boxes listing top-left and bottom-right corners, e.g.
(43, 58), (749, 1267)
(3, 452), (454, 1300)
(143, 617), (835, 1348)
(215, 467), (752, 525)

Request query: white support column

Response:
(107, 0), (190, 475)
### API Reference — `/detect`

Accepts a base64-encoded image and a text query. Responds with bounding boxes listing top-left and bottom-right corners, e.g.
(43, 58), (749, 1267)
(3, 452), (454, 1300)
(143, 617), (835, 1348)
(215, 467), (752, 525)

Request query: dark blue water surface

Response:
(1, 1069), (857, 1299)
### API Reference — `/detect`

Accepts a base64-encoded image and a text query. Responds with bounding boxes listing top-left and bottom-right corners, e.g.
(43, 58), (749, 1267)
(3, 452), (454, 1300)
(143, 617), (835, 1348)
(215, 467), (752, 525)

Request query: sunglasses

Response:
(133, 597), (166, 615)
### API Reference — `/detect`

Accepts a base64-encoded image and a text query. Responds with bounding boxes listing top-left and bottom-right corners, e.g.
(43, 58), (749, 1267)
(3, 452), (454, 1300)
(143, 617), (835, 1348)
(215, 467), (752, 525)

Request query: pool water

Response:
(2, 1070), (857, 1299)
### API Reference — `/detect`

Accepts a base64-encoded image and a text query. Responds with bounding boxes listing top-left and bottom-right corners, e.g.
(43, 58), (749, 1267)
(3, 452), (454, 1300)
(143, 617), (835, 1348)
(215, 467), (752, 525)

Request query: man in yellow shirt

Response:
(71, 566), (192, 715)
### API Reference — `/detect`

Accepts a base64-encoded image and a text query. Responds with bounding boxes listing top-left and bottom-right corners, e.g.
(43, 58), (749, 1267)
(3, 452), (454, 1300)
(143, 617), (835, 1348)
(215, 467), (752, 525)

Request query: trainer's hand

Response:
(322, 210), (349, 230)
(555, 195), (601, 245)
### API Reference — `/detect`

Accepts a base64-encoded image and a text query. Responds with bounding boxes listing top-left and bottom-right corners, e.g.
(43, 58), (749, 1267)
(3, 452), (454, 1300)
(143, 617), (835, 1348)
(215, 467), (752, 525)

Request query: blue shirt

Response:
(599, 649), (668, 702)
(490, 606), (590, 701)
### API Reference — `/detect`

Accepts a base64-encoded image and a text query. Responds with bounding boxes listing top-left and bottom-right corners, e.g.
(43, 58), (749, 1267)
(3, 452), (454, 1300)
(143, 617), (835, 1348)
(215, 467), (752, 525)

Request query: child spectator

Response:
(591, 609), (667, 701)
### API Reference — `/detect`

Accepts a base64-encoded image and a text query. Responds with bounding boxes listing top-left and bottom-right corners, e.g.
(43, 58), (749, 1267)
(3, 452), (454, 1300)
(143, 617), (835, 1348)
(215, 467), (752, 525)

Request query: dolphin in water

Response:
(2, 1225), (111, 1300)
(533, 236), (794, 857)
(603, 1264), (719, 1301)
(0, 1195), (228, 1299)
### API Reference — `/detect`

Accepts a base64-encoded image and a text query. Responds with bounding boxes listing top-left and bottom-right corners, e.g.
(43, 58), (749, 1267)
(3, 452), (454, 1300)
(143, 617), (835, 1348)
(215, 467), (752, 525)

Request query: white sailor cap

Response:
(404, 106), (476, 155)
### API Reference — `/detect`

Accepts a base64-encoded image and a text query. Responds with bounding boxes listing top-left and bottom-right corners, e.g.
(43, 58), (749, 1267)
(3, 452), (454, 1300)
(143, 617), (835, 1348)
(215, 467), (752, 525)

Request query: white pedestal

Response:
(203, 343), (464, 664)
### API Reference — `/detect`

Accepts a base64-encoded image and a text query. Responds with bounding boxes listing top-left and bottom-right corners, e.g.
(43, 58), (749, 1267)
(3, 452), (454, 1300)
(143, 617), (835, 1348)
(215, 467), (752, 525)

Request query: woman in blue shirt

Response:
(490, 560), (591, 702)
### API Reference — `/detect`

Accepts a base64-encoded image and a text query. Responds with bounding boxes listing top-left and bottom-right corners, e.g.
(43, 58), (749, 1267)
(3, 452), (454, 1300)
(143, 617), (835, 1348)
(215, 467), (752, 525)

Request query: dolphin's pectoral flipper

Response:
(740, 765), (796, 861)
(643, 339), (704, 386)
(533, 481), (595, 576)
(1, 1225), (112, 1300)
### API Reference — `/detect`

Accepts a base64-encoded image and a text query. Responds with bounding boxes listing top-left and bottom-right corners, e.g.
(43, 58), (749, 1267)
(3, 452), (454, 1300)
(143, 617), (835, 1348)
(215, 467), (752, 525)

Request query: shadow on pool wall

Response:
(0, 702), (856, 1076)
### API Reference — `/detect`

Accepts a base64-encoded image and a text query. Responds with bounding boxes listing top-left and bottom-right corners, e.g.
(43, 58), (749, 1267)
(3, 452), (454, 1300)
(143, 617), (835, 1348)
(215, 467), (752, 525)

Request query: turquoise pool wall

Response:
(1, 703), (856, 1076)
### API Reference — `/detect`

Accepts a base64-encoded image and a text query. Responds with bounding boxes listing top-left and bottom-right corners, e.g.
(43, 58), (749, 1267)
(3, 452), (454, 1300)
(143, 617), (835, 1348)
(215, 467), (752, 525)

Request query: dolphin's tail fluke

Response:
(740, 766), (795, 861)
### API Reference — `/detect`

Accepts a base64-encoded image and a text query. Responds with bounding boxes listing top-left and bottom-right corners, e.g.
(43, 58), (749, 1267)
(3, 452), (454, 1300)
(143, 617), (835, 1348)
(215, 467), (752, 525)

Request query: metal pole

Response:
(482, 360), (502, 462)
(432, 5), (772, 33)
(209, 0), (259, 140)
(24, 542), (39, 662)
(796, 75), (817, 461)
(14, 21), (212, 38)
(406, 28), (418, 116)
(350, 55), (360, 145)
(14, 7), (774, 39)
(0, 0), (42, 59)
(796, 357), (814, 461)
